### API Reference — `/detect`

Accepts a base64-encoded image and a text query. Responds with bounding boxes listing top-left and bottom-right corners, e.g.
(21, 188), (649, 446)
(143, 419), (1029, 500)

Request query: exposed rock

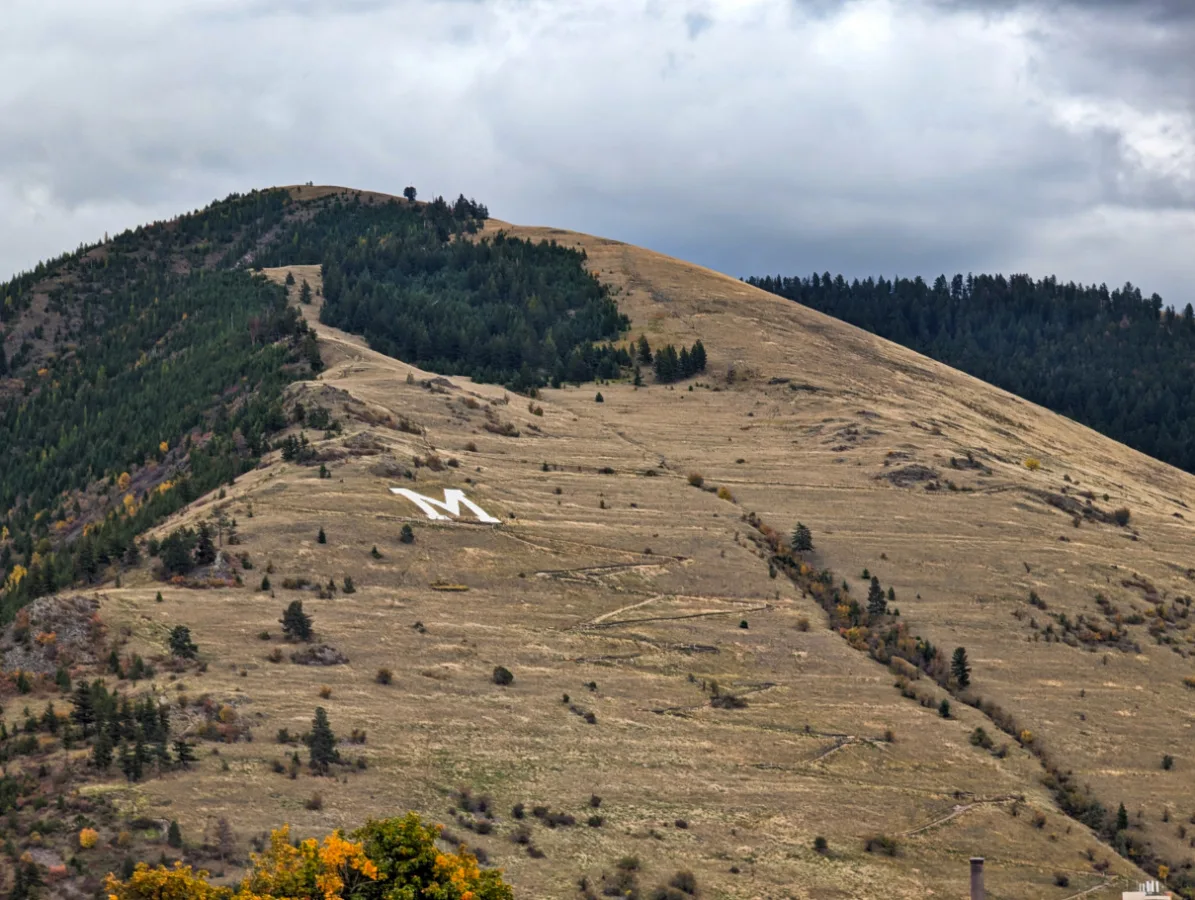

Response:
(290, 643), (349, 666)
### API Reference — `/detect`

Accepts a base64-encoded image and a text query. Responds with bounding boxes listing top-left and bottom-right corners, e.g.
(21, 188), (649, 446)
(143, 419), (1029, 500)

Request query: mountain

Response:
(2, 186), (1193, 899)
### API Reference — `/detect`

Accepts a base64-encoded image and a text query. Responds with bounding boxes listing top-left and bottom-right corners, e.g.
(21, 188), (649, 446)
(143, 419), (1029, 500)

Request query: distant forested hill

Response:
(748, 272), (1195, 474)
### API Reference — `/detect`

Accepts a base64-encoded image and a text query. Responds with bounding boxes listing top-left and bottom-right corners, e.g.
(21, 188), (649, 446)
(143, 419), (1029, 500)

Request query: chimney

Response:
(969, 857), (985, 900)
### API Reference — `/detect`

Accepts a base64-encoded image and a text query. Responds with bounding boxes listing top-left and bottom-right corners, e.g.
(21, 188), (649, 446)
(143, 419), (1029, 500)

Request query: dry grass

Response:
(36, 187), (1195, 898)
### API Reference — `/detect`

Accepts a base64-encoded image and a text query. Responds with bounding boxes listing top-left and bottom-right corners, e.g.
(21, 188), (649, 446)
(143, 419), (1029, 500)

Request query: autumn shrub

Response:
(1024, 457), (1041, 471)
(78, 827), (99, 849)
(318, 685), (332, 699)
(717, 486), (735, 502)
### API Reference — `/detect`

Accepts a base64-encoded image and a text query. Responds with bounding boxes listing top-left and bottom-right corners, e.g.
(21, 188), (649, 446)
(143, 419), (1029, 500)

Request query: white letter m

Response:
(389, 488), (501, 524)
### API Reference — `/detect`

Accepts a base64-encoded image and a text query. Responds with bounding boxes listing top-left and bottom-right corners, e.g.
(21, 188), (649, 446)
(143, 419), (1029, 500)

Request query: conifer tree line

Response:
(634, 334), (707, 383)
(748, 271), (1195, 474)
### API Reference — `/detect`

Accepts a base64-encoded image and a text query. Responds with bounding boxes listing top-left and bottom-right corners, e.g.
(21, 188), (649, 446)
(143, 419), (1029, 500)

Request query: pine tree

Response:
(308, 706), (338, 774)
(71, 682), (95, 737)
(168, 625), (198, 659)
(93, 731), (113, 769)
(317, 526), (327, 544)
(281, 600), (313, 642)
(194, 522), (217, 566)
(299, 280), (313, 304)
(637, 334), (653, 365)
(260, 574), (271, 591)
(173, 739), (197, 768)
(400, 524), (415, 544)
(951, 647), (971, 688)
(1116, 802), (1129, 832)
(691, 339), (707, 372)
(167, 820), (183, 848)
(791, 522), (813, 553)
(867, 577), (887, 616)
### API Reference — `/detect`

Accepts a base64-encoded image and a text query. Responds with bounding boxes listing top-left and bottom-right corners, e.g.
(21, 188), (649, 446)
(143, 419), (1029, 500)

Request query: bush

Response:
(1113, 507), (1131, 526)
(970, 727), (994, 750)
(687, 473), (704, 488)
(938, 699), (951, 719)
(1024, 457), (1041, 471)
(587, 815), (603, 827)
(813, 835), (828, 854)
(318, 685), (332, 699)
(317, 527), (326, 544)
(1162, 754), (1175, 770)
(79, 827), (99, 849)
(796, 616), (810, 632)
(717, 486), (735, 502)
(305, 792), (323, 811)
(375, 668), (393, 685)
(400, 524), (415, 544)
(1054, 873), (1070, 888)
(492, 666), (514, 686)
(667, 871), (697, 896)
(595, 392), (604, 403)
(864, 834), (898, 856)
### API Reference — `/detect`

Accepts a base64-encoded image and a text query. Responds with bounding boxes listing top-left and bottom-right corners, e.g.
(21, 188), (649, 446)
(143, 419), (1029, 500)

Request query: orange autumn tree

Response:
(103, 814), (513, 900)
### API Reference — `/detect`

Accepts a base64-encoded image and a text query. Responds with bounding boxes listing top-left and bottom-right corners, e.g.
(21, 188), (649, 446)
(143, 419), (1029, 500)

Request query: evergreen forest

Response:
(748, 272), (1195, 474)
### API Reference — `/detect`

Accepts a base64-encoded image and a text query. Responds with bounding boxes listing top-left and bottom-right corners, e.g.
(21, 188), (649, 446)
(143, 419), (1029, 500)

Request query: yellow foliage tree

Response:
(118, 472), (132, 491)
(78, 827), (99, 849)
(160, 441), (170, 454)
(104, 816), (513, 900)
(105, 862), (231, 900)
(3, 563), (27, 592)
(235, 826), (377, 900)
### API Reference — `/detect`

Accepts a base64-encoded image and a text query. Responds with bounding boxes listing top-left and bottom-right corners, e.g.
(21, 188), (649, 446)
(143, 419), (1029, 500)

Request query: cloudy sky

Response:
(2, 0), (1192, 302)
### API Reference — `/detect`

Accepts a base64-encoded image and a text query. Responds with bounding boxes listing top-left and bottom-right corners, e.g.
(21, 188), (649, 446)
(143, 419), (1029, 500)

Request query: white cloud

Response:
(0, 0), (1191, 303)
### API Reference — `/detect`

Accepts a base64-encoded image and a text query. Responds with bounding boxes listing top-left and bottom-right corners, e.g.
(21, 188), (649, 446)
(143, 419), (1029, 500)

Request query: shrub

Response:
(739, 619), (749, 629)
(511, 802), (525, 819)
(1162, 754), (1175, 770)
(492, 666), (514, 686)
(79, 827), (99, 849)
(687, 473), (704, 488)
(717, 486), (735, 502)
(400, 524), (415, 544)
(342, 576), (356, 594)
(595, 392), (604, 403)
(864, 834), (898, 856)
(267, 648), (283, 663)
(587, 815), (603, 827)
(376, 668), (393, 685)
(318, 685), (332, 699)
(813, 835), (828, 853)
(796, 616), (810, 632)
(1024, 457), (1041, 471)
(938, 699), (951, 718)
(317, 527), (326, 544)
(260, 575), (271, 591)
(1113, 507), (1131, 526)
(674, 819), (688, 829)
(970, 727), (994, 750)
(305, 792), (323, 811)
(668, 871), (698, 896)
(590, 794), (602, 808)
(1054, 873), (1070, 887)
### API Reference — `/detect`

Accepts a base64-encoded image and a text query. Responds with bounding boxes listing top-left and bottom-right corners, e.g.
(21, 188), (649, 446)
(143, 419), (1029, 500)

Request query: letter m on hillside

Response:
(389, 488), (501, 524)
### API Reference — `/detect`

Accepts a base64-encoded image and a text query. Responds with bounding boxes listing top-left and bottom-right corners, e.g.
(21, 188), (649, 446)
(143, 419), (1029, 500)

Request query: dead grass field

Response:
(37, 187), (1195, 898)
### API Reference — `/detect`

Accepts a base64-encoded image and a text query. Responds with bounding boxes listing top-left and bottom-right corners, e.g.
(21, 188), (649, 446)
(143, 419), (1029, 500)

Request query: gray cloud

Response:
(0, 0), (1191, 307)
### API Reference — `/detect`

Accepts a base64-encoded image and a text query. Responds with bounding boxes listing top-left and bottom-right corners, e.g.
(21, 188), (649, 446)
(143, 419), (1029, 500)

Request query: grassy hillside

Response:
(748, 272), (1195, 475)
(2, 188), (1194, 899)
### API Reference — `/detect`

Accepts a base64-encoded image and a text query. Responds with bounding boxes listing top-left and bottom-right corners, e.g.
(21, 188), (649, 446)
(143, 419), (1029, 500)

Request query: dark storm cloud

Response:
(0, 0), (1191, 306)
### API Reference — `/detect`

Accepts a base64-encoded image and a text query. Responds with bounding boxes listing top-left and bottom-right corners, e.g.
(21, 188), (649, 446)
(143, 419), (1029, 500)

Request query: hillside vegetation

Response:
(749, 272), (1195, 474)
(2, 187), (1195, 900)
